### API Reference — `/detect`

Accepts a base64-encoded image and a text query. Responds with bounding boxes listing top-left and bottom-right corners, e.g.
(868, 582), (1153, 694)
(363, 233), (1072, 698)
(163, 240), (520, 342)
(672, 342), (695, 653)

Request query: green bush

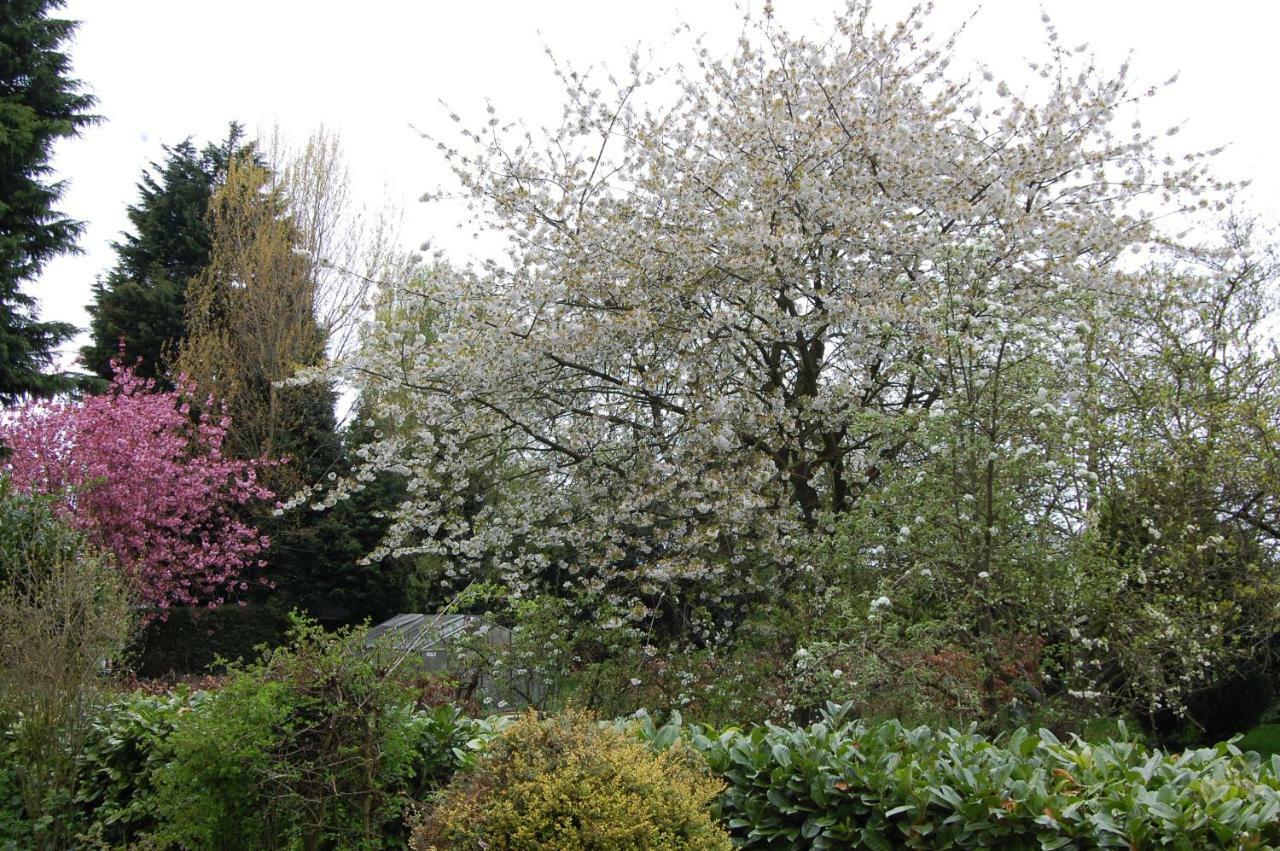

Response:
(148, 616), (488, 850)
(412, 710), (732, 851)
(75, 690), (203, 846)
(147, 678), (283, 849)
(687, 704), (1280, 849)
(0, 480), (135, 850)
(50, 681), (486, 849)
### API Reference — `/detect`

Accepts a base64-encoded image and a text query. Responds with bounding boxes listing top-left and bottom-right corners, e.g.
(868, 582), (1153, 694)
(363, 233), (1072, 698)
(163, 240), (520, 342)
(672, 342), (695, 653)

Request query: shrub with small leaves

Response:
(412, 709), (732, 851)
(149, 616), (479, 851)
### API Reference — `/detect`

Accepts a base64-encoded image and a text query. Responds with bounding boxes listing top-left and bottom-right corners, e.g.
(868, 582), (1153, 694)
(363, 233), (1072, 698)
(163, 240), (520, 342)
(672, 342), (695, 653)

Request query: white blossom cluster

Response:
(325, 2), (1229, 645)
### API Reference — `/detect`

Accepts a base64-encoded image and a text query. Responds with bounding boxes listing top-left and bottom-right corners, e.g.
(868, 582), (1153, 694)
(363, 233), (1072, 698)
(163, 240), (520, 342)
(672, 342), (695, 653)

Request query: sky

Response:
(35, 0), (1280, 367)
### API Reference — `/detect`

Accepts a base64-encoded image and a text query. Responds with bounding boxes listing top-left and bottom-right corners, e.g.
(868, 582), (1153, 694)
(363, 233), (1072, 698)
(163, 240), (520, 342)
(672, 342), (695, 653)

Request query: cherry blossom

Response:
(1, 361), (276, 613)
(327, 3), (1230, 644)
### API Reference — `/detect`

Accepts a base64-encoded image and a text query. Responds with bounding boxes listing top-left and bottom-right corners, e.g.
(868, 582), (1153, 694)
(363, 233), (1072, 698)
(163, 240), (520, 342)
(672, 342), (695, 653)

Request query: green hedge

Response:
(11, 690), (1280, 849)
(1, 617), (503, 850)
(671, 704), (1280, 850)
(130, 601), (292, 676)
(46, 690), (490, 849)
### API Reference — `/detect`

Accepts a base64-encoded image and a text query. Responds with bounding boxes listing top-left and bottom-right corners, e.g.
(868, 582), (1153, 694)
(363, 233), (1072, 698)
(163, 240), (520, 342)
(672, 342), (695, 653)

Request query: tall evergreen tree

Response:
(0, 0), (95, 402)
(82, 126), (245, 382)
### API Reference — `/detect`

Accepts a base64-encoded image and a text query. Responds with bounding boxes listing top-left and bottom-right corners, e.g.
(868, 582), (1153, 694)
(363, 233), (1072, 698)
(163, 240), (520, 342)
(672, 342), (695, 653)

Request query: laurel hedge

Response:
(641, 704), (1280, 850)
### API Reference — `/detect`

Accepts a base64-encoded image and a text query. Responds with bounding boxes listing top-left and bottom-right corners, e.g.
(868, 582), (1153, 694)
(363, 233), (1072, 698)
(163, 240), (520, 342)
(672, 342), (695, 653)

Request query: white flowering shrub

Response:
(320, 2), (1277, 727)
(798, 218), (1280, 732)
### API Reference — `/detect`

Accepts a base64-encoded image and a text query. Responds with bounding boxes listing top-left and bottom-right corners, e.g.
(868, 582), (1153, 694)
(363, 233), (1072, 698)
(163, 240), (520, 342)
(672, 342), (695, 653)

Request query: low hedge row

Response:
(639, 704), (1280, 849)
(8, 690), (1279, 849)
(1, 690), (494, 849)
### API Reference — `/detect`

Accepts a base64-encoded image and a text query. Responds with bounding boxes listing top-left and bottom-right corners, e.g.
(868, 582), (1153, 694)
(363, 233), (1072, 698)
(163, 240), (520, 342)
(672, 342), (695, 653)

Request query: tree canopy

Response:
(327, 4), (1272, 724)
(0, 361), (275, 612)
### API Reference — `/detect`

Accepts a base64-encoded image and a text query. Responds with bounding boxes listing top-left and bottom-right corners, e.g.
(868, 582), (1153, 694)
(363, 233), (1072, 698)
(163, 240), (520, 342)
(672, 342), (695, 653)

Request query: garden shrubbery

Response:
(0, 616), (495, 850)
(145, 617), (492, 851)
(5, 634), (1280, 848)
(682, 704), (1280, 850)
(0, 489), (1273, 850)
(411, 709), (732, 851)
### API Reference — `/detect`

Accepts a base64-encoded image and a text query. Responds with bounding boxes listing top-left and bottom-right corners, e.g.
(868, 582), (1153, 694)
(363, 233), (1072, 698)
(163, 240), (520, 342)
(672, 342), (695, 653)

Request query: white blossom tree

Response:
(796, 214), (1280, 730)
(333, 3), (1231, 653)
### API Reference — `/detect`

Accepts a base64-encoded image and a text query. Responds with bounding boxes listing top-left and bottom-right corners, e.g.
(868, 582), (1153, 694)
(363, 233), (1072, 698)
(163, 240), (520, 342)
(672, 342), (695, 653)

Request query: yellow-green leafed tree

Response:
(177, 153), (334, 492)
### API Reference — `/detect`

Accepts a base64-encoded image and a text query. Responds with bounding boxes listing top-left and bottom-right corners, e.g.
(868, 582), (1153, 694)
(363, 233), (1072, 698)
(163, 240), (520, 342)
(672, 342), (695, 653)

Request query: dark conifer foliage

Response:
(82, 126), (246, 383)
(0, 0), (95, 402)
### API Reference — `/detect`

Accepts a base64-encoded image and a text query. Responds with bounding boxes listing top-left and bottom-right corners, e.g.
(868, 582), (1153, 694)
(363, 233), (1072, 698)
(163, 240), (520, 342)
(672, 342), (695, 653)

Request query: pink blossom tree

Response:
(0, 361), (275, 613)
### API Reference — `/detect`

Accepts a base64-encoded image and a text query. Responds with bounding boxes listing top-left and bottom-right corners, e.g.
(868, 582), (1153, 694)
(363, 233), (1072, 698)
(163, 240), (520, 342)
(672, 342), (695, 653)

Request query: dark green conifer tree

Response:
(0, 0), (95, 402)
(81, 126), (246, 382)
(134, 155), (415, 672)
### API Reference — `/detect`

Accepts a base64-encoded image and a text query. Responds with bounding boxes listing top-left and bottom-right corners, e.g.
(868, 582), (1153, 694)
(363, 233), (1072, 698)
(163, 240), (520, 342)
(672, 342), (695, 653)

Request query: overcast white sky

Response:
(35, 1), (1280, 365)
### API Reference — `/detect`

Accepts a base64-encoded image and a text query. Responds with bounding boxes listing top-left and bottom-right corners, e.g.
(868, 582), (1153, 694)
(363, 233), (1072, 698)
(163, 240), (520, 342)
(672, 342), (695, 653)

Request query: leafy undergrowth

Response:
(12, 682), (1280, 849)
(633, 705), (1280, 850)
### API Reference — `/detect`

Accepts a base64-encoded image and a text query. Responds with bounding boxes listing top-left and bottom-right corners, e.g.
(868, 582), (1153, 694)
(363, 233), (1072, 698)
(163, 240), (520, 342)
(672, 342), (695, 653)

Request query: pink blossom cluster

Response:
(1, 362), (275, 614)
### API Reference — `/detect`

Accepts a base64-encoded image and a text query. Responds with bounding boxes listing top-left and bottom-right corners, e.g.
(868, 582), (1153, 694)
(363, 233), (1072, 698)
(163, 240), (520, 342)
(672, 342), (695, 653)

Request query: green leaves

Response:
(74, 691), (202, 844)
(691, 707), (1280, 849)
(18, 693), (1280, 849)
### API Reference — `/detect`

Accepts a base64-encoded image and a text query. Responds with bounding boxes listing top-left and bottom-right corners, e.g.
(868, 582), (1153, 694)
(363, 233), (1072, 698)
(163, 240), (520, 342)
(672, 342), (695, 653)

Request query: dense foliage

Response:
(148, 618), (486, 851)
(72, 689), (203, 845)
(0, 620), (496, 849)
(412, 710), (732, 851)
(660, 706), (1280, 850)
(0, 361), (274, 611)
(8, 686), (1280, 849)
(0, 634), (496, 844)
(0, 0), (93, 402)
(82, 125), (248, 383)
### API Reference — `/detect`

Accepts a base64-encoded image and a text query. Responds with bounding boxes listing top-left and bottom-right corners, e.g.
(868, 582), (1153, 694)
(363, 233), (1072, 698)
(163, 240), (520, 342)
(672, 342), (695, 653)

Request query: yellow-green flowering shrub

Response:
(412, 710), (731, 851)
